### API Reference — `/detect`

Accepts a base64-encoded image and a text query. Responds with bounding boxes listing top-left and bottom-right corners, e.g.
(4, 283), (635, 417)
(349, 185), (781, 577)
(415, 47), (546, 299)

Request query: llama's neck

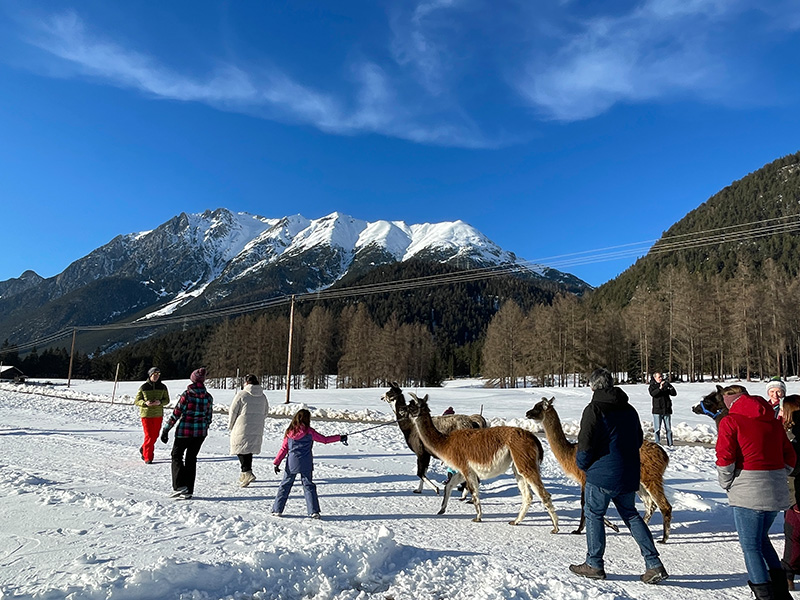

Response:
(392, 402), (415, 442)
(542, 408), (576, 457)
(413, 408), (449, 452)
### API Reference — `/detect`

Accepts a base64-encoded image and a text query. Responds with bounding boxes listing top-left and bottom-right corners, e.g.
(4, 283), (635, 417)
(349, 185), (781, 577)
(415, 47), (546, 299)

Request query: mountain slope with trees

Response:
(481, 150), (800, 386)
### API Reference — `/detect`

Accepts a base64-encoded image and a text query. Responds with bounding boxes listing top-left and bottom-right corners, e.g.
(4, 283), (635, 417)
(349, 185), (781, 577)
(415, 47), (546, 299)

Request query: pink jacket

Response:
(274, 425), (342, 474)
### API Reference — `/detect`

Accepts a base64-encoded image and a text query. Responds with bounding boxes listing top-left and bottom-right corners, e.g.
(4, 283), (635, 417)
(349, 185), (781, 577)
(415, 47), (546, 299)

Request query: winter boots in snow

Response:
(748, 580), (773, 599)
(240, 471), (256, 487)
(769, 568), (792, 600)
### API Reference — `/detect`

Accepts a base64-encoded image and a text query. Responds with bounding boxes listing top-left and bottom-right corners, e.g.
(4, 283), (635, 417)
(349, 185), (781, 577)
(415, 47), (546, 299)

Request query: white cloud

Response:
(22, 10), (494, 148)
(389, 0), (462, 97)
(514, 0), (739, 120)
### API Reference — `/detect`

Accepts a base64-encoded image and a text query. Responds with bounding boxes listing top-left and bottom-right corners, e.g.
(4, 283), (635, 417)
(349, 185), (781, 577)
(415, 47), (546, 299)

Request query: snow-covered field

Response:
(0, 377), (792, 599)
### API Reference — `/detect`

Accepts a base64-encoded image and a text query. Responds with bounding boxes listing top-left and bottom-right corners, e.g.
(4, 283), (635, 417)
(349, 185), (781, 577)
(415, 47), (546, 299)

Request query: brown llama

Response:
(526, 396), (672, 543)
(407, 392), (559, 532)
(381, 383), (487, 494)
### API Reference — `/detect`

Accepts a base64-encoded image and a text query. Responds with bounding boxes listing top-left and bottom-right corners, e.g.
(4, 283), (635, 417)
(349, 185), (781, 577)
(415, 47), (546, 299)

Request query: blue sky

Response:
(1, 1), (799, 287)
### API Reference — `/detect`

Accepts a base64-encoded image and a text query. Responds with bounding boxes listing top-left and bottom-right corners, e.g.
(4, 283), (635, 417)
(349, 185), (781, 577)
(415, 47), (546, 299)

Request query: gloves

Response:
(340, 434), (348, 446)
(274, 464), (281, 475)
(160, 429), (169, 444)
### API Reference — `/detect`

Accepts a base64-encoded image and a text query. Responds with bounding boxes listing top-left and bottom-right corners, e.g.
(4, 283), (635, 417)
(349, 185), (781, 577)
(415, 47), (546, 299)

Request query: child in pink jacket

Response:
(271, 409), (348, 518)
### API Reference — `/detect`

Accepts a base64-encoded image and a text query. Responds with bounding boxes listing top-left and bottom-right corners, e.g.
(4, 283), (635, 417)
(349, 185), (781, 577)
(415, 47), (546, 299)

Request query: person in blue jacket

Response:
(271, 409), (348, 519)
(569, 368), (669, 584)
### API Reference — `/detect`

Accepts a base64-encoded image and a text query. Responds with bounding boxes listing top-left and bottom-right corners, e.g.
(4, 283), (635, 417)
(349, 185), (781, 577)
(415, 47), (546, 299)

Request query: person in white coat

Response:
(228, 374), (269, 487)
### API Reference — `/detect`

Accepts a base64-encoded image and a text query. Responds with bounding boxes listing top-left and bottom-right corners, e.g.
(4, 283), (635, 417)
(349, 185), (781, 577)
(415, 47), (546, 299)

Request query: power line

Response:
(7, 213), (800, 351)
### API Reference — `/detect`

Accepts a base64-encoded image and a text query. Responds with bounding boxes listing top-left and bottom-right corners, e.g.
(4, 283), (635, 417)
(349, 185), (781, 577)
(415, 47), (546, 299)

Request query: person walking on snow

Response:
(569, 368), (669, 585)
(161, 368), (213, 500)
(228, 374), (269, 487)
(649, 372), (676, 446)
(133, 367), (169, 464)
(716, 384), (796, 599)
(271, 409), (347, 519)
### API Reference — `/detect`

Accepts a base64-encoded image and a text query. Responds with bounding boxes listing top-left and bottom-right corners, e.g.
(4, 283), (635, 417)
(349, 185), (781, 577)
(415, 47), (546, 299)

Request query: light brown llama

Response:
(526, 396), (672, 543)
(407, 392), (559, 532)
(381, 383), (487, 495)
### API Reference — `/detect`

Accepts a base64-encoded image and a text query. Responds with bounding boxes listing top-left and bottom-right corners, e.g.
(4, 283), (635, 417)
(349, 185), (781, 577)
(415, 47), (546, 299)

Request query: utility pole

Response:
(285, 295), (295, 404)
(67, 329), (77, 388)
(111, 363), (120, 404)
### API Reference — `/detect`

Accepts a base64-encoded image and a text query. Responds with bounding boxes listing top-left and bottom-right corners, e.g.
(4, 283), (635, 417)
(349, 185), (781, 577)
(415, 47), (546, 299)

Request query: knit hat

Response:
(766, 377), (786, 395)
(147, 367), (160, 377)
(190, 368), (207, 384)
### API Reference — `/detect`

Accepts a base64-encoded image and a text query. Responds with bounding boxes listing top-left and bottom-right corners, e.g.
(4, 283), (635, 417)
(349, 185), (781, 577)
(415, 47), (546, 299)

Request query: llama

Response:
(526, 396), (672, 543)
(381, 383), (486, 494)
(406, 392), (559, 531)
(692, 385), (728, 429)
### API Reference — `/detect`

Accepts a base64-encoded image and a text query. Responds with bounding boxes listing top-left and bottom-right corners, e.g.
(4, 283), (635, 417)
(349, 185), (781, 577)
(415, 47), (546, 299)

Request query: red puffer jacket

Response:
(716, 393), (796, 510)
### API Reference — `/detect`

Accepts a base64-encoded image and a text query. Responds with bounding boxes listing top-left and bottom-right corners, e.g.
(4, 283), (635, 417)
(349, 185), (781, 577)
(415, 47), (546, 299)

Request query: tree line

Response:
(7, 257), (800, 390)
(482, 259), (800, 387)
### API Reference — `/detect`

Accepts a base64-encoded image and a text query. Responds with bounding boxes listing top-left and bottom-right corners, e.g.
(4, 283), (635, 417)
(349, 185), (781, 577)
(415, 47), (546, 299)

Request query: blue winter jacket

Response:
(576, 386), (643, 494)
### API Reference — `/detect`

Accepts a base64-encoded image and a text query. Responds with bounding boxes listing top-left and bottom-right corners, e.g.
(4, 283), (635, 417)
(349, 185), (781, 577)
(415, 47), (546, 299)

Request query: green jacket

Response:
(134, 380), (170, 418)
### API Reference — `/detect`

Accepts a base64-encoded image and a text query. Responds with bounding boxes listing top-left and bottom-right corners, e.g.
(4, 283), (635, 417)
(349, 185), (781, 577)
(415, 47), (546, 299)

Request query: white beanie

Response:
(766, 378), (786, 394)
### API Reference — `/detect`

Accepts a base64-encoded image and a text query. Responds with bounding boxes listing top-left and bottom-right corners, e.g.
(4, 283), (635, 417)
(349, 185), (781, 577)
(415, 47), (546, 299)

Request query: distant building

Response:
(0, 365), (27, 383)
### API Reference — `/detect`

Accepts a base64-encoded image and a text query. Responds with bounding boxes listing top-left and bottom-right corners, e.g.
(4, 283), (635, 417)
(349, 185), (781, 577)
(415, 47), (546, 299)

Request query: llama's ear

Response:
(391, 381), (400, 389)
(716, 385), (723, 392)
(422, 394), (429, 402)
(409, 392), (419, 401)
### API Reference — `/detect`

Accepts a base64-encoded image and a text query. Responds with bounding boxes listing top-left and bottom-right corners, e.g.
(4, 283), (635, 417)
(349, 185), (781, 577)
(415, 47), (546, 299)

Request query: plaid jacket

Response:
(166, 383), (213, 438)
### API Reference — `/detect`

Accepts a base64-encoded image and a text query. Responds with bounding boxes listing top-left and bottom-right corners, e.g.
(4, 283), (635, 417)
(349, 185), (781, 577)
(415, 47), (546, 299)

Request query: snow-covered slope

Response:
(0, 378), (770, 600)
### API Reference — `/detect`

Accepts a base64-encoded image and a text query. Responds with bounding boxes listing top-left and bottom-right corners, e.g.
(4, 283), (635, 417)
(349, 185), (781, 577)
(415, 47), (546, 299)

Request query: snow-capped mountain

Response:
(0, 209), (588, 343)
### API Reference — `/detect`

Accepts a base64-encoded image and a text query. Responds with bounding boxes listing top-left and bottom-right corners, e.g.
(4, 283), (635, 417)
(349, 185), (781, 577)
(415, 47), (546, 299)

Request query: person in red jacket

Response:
(716, 384), (796, 600)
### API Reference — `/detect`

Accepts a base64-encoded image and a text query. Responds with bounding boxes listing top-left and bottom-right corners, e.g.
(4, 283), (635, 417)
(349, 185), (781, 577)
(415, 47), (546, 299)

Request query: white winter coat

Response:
(228, 384), (269, 455)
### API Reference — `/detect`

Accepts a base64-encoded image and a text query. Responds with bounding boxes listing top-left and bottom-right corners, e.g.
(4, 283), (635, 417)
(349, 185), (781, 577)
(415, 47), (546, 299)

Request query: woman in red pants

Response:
(134, 367), (170, 463)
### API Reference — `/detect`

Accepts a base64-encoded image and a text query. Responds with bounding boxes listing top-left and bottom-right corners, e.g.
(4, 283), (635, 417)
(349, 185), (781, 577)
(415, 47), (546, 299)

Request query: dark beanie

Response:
(190, 368), (207, 384)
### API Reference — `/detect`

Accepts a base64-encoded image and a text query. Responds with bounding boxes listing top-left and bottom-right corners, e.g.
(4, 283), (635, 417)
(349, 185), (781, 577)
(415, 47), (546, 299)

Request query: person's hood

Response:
(728, 393), (774, 421)
(591, 387), (630, 410)
(287, 425), (310, 440)
(243, 384), (264, 396)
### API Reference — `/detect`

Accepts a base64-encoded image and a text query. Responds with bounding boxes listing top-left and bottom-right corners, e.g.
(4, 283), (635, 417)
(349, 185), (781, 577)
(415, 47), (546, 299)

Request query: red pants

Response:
(141, 417), (163, 462)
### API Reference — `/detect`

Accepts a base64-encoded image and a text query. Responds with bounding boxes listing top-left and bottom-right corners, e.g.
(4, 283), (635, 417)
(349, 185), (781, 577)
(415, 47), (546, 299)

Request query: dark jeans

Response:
(237, 453), (253, 472)
(584, 482), (662, 571)
(171, 436), (206, 494)
(733, 506), (780, 584)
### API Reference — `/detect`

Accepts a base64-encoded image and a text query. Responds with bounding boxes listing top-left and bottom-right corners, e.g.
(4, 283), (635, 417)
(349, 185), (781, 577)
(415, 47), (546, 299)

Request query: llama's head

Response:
(692, 385), (726, 419)
(406, 392), (430, 419)
(382, 382), (408, 418)
(526, 397), (555, 421)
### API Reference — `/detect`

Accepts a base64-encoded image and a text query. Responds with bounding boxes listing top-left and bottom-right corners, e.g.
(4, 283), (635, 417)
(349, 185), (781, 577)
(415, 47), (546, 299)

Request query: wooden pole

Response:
(67, 329), (77, 388)
(285, 295), (295, 404)
(111, 363), (120, 404)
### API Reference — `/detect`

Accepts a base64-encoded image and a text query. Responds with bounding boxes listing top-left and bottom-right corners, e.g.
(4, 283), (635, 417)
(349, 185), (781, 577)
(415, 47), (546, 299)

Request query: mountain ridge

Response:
(0, 210), (588, 345)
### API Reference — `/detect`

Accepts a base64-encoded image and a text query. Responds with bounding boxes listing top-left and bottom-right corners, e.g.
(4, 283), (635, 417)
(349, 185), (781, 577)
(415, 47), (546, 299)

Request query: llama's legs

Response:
(437, 471), (465, 515)
(524, 470), (559, 533)
(463, 472), (482, 522)
(639, 485), (656, 523)
(415, 453), (440, 495)
(510, 469), (534, 526)
(642, 482), (672, 543)
(574, 487), (587, 534)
